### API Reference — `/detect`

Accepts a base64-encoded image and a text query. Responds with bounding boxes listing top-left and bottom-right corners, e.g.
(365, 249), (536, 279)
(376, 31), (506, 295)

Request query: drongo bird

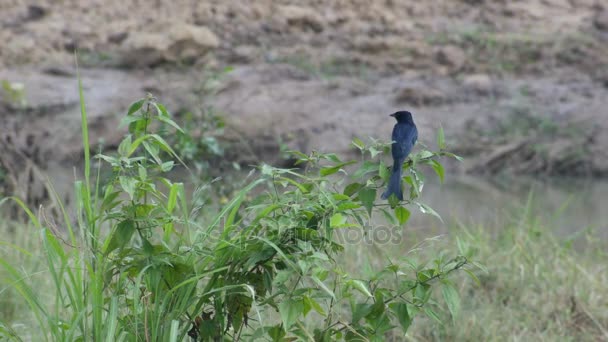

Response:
(381, 111), (418, 201)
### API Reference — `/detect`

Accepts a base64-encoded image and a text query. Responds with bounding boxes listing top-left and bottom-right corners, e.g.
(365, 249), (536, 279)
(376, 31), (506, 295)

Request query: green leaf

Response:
(167, 183), (180, 213)
(320, 161), (356, 176)
(153, 102), (170, 117)
(430, 160), (445, 183)
(352, 137), (365, 150)
(353, 161), (378, 179)
(103, 219), (136, 254)
(330, 213), (347, 228)
(148, 134), (174, 153)
(279, 298), (303, 330)
(471, 261), (489, 274)
(128, 117), (149, 135)
(278, 177), (311, 194)
(304, 296), (326, 316)
(424, 307), (443, 325)
(463, 269), (481, 286)
(138, 163), (147, 181)
(389, 303), (412, 333)
(332, 193), (350, 201)
(414, 283), (431, 303)
(96, 154), (118, 166)
(442, 281), (461, 321)
(267, 324), (285, 341)
(127, 99), (145, 115)
(404, 175), (420, 199)
(161, 161), (174, 172)
(322, 153), (342, 163)
(380, 208), (397, 225)
(100, 190), (121, 212)
(343, 182), (363, 197)
(337, 201), (361, 211)
(157, 114), (184, 133)
(369, 146), (381, 158)
(349, 280), (372, 297)
(142, 140), (161, 165)
(441, 151), (464, 162)
(437, 125), (446, 150)
(117, 135), (132, 157)
(293, 228), (319, 242)
(416, 150), (434, 160)
(358, 187), (377, 216)
(387, 194), (401, 208)
(417, 269), (434, 282)
(415, 202), (443, 223)
(302, 296), (312, 316)
(119, 113), (142, 128)
(394, 206), (411, 225)
(352, 303), (374, 323)
(251, 204), (281, 224)
(119, 176), (137, 200)
(378, 161), (390, 182)
(311, 276), (335, 300)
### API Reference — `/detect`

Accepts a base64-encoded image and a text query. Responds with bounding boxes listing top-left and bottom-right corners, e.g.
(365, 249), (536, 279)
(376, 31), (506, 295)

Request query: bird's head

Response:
(390, 111), (414, 123)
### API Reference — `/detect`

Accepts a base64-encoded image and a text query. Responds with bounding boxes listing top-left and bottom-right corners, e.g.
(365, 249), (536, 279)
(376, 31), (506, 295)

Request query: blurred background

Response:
(1, 0), (608, 221)
(1, 0), (607, 340)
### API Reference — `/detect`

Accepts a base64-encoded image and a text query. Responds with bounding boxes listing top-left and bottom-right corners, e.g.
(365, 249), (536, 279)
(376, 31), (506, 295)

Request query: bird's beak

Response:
(389, 113), (396, 117)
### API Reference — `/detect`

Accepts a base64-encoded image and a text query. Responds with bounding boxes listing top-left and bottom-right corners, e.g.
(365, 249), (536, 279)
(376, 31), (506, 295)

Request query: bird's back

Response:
(391, 121), (417, 161)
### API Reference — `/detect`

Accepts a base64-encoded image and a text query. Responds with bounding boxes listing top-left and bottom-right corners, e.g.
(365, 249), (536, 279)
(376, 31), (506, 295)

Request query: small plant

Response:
(1, 80), (27, 108)
(172, 108), (226, 173)
(0, 79), (476, 341)
(170, 67), (239, 188)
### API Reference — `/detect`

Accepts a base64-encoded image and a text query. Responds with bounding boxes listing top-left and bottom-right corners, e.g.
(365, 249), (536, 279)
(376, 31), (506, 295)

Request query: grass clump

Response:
(406, 199), (608, 341)
(427, 26), (606, 76)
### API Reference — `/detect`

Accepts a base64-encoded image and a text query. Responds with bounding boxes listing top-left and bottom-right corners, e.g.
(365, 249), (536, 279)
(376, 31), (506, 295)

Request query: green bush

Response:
(0, 83), (476, 341)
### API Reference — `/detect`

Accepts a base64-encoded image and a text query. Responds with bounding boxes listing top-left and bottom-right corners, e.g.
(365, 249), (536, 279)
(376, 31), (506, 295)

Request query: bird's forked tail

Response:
(381, 160), (404, 201)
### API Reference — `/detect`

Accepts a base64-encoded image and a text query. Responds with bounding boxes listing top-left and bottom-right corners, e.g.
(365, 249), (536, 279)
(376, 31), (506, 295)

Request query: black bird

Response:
(381, 111), (418, 201)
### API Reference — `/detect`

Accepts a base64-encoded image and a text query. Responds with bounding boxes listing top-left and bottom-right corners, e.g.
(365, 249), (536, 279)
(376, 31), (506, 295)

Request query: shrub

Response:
(0, 83), (476, 341)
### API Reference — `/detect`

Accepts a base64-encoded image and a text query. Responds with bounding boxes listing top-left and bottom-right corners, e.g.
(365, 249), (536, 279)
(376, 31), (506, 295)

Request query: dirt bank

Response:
(1, 0), (608, 209)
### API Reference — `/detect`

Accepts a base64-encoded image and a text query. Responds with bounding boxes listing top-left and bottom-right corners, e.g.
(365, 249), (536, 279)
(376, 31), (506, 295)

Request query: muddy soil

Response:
(1, 0), (608, 208)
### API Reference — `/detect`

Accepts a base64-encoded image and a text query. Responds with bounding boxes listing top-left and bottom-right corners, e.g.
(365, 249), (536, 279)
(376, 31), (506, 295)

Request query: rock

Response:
(394, 85), (446, 106)
(108, 32), (129, 44)
(593, 9), (608, 31)
(279, 5), (324, 32)
(353, 36), (401, 54)
(121, 24), (219, 67)
(121, 32), (167, 66)
(26, 5), (47, 21)
(435, 45), (466, 71)
(462, 74), (493, 94)
(164, 24), (220, 62)
(42, 66), (75, 77)
(353, 36), (386, 53)
(227, 45), (258, 63)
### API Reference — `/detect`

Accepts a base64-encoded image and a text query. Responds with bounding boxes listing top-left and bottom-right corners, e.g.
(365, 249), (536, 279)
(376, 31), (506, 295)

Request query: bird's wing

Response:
(392, 123), (417, 157)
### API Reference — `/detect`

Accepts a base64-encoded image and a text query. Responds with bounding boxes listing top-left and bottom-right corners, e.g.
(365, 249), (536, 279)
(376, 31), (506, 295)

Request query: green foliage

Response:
(271, 54), (369, 79)
(426, 27), (602, 75)
(1, 80), (27, 108)
(168, 67), (243, 197)
(406, 202), (608, 341)
(172, 109), (226, 173)
(0, 83), (475, 340)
